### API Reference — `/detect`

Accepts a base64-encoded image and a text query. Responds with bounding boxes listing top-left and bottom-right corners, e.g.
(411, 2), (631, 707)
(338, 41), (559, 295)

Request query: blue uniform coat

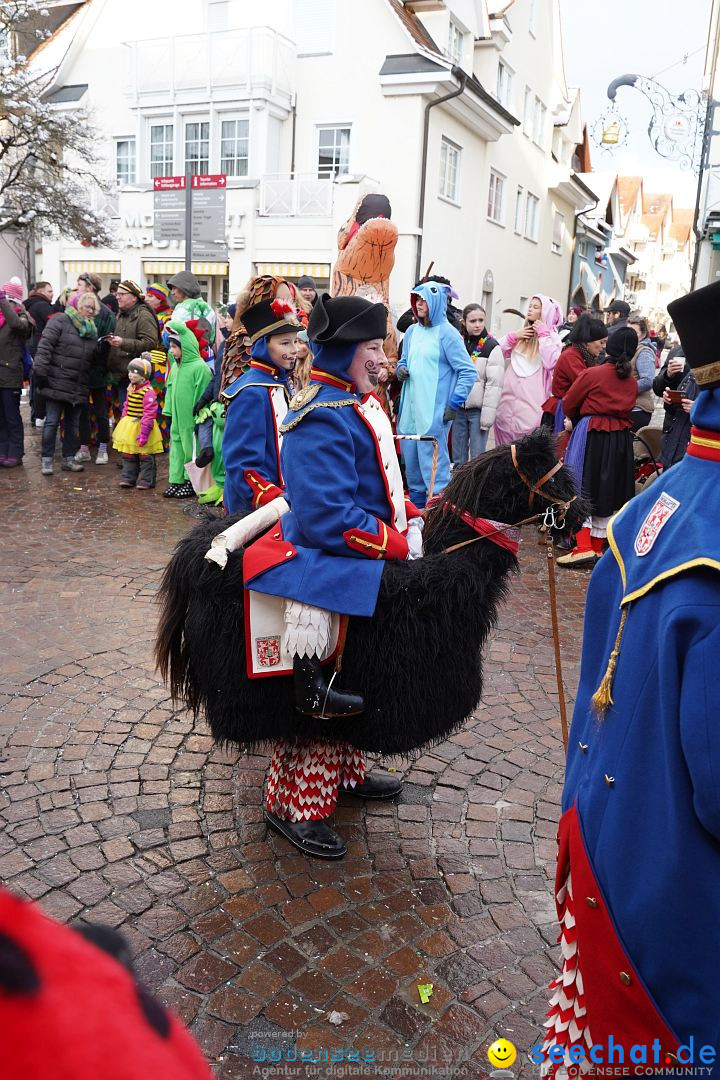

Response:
(561, 427), (720, 1063)
(221, 359), (290, 514)
(244, 373), (409, 616)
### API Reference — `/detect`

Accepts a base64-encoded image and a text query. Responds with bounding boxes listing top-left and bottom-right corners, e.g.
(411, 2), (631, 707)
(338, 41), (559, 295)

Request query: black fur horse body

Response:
(157, 429), (584, 756)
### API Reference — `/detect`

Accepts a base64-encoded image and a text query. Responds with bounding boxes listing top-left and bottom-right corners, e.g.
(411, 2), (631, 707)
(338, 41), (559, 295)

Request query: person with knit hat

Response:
(162, 320), (212, 498)
(166, 271), (216, 338)
(107, 280), (160, 407)
(237, 293), (422, 858)
(297, 275), (318, 306)
(556, 326), (637, 568)
(542, 278), (720, 1076)
(221, 297), (300, 514)
(0, 277), (32, 468)
(111, 356), (164, 489)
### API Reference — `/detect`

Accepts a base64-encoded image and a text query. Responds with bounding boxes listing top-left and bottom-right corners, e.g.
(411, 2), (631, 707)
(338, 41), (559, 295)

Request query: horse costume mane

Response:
(156, 428), (585, 756)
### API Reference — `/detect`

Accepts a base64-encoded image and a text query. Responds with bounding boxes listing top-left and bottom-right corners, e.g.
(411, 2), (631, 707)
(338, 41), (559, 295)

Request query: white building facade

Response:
(34, 0), (589, 332)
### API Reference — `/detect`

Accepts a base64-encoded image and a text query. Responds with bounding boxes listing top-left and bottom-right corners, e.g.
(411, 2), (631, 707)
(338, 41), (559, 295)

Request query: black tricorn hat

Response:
(308, 294), (387, 345)
(667, 281), (720, 390)
(242, 298), (300, 345)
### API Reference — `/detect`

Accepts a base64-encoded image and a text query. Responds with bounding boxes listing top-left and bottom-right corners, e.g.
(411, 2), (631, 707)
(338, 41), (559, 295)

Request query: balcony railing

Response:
(259, 175), (333, 217)
(126, 27), (295, 99)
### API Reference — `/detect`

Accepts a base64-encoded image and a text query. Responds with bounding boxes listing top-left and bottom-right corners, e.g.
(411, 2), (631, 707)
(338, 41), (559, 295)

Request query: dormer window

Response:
(447, 19), (465, 65)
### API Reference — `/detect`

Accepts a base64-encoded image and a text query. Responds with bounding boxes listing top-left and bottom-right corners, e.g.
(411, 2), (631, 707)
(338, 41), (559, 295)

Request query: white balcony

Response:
(259, 175), (333, 218)
(126, 27), (295, 104)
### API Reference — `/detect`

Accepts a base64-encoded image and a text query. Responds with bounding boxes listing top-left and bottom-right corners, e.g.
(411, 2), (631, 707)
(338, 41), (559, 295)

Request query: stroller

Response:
(633, 425), (663, 495)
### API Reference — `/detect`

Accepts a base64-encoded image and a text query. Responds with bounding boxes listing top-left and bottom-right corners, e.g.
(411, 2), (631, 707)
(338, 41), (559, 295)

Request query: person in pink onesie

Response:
(493, 294), (564, 447)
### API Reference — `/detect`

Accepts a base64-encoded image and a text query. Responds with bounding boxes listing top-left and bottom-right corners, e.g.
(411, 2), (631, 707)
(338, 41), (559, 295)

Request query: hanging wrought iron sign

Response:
(591, 103), (630, 155)
(606, 74), (703, 171)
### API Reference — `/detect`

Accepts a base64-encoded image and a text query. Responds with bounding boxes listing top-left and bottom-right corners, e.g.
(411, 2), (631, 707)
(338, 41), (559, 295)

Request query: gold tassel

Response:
(591, 606), (629, 716)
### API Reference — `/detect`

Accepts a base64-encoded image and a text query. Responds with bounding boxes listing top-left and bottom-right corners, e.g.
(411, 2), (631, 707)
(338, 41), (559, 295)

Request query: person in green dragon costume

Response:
(162, 320), (212, 498)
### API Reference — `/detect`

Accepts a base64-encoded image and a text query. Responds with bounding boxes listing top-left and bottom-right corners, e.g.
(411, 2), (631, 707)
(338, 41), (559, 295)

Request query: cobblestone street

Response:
(1, 429), (592, 1079)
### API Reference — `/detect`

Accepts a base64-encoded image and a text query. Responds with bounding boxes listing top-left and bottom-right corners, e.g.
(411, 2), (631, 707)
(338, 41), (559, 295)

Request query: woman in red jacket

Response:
(557, 327), (638, 567)
(541, 314), (608, 435)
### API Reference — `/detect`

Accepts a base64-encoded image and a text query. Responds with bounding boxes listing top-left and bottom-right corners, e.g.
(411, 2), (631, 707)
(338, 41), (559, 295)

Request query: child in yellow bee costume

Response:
(111, 356), (164, 488)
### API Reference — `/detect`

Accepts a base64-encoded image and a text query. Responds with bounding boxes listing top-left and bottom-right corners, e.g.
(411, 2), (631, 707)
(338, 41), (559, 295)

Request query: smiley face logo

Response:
(487, 1039), (517, 1069)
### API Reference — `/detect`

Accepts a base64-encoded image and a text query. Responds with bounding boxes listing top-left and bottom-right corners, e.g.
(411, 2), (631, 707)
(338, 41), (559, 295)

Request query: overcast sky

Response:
(559, 0), (711, 204)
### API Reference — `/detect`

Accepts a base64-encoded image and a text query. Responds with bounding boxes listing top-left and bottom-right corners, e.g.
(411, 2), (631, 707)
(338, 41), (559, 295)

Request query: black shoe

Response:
(195, 446), (214, 468)
(340, 773), (403, 800)
(163, 482), (195, 499)
(264, 811), (347, 859)
(293, 655), (364, 718)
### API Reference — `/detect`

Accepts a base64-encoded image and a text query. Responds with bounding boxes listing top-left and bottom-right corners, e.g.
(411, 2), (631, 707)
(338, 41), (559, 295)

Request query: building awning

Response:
(606, 253), (625, 292)
(142, 260), (228, 275)
(579, 260), (598, 298)
(63, 260), (121, 274)
(255, 262), (331, 278)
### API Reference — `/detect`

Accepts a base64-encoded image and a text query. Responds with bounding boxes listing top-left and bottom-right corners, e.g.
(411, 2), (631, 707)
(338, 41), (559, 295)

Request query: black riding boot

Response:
(293, 655), (364, 718)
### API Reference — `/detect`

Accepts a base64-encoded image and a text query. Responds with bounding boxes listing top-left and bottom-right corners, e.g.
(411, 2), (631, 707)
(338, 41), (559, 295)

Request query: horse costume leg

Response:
(283, 600), (364, 717)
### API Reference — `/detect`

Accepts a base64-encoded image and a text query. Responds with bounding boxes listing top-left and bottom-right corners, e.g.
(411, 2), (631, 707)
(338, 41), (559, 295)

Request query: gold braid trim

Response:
(280, 398), (358, 433)
(693, 360), (720, 386)
(591, 605), (629, 717)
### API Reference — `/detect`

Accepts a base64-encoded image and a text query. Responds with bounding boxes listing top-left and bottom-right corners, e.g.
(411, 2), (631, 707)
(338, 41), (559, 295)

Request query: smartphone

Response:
(666, 389), (683, 405)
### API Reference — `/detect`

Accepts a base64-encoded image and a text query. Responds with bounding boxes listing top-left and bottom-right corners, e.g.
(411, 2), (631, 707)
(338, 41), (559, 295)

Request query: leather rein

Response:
(440, 443), (577, 556)
(438, 442), (574, 754)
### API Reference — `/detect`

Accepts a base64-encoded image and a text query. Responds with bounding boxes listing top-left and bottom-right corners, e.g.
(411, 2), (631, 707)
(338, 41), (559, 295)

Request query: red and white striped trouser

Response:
(265, 739), (366, 822)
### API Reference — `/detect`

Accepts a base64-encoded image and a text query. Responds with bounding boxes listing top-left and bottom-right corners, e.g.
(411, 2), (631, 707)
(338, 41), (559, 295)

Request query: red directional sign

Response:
(191, 174), (227, 189)
(153, 175), (186, 191)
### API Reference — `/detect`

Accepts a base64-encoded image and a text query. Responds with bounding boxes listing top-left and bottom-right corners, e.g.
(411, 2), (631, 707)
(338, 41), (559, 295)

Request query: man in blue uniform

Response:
(542, 280), (720, 1073)
(243, 294), (423, 858)
(221, 298), (300, 514)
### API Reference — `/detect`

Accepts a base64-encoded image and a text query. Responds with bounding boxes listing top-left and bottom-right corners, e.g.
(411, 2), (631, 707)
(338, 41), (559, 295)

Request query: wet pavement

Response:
(1, 422), (592, 1078)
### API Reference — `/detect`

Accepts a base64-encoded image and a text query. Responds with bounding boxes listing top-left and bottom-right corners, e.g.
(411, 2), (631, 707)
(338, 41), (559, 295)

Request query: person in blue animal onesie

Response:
(221, 298), (300, 515)
(396, 280), (477, 507)
(542, 278), (720, 1075)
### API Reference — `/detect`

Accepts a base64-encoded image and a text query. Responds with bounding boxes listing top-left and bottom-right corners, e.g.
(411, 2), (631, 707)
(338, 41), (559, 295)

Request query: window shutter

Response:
(293, 0), (336, 56)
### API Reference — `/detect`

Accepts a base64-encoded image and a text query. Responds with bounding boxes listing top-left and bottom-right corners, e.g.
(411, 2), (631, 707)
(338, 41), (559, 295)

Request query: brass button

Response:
(585, 897), (599, 909)
(604, 774), (615, 787)
(285, 550), (293, 558)
(619, 971), (631, 986)
(273, 533), (280, 539)
(578, 742), (588, 753)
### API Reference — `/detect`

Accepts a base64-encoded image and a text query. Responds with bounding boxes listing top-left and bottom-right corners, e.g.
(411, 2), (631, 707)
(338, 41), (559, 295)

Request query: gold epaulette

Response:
(288, 384), (321, 410)
(280, 396), (357, 433)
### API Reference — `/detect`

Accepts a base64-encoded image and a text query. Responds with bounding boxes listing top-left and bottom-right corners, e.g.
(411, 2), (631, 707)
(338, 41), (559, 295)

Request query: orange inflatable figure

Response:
(331, 193), (399, 413)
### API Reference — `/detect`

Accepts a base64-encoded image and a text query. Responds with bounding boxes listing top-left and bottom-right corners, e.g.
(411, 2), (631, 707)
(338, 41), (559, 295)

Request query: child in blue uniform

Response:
(396, 281), (476, 507)
(221, 299), (300, 514)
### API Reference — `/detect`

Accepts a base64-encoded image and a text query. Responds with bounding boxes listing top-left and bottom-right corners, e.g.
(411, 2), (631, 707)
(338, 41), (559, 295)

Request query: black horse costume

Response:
(156, 428), (583, 759)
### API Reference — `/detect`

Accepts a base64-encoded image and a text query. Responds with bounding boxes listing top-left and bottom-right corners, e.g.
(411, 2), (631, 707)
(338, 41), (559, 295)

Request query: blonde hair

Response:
(76, 292), (100, 316)
(516, 296), (542, 360)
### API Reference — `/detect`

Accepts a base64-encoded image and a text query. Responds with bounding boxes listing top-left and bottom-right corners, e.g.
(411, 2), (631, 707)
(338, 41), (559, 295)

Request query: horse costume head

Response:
(424, 427), (586, 555)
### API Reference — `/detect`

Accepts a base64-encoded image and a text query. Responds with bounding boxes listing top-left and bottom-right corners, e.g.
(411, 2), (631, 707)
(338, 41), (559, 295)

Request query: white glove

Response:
(406, 516), (424, 560)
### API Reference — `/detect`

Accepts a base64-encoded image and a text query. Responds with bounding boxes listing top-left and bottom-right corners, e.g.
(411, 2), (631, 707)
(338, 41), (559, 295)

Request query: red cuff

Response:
(343, 518), (409, 561)
(404, 497), (423, 522)
(244, 469), (284, 509)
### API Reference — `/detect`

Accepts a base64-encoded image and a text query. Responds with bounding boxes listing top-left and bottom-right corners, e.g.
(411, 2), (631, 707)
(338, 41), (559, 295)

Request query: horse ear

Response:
(517, 426), (554, 455)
